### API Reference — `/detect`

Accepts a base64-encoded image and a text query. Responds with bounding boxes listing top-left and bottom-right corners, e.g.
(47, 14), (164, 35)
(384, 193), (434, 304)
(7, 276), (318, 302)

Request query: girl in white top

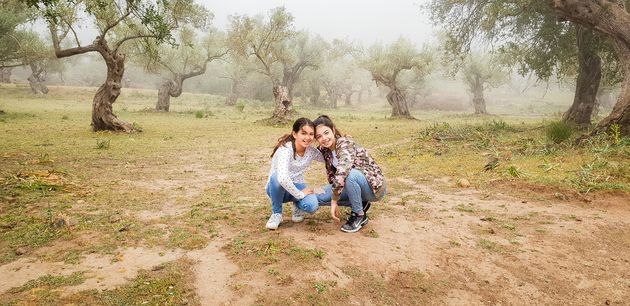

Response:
(265, 118), (324, 230)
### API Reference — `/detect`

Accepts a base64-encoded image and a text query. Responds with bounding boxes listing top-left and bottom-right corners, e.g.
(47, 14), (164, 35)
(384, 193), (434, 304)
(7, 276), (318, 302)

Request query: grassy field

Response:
(0, 84), (629, 305)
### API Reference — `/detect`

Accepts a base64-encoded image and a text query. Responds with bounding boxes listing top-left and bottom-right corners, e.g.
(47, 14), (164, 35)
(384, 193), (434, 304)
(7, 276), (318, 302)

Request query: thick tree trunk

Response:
(156, 75), (184, 112)
(27, 63), (49, 94)
(269, 85), (293, 124)
(92, 51), (135, 132)
(472, 85), (487, 114)
(0, 68), (11, 83)
(330, 94), (339, 109)
(282, 69), (297, 101)
(550, 0), (630, 135)
(386, 87), (413, 118)
(225, 78), (240, 106)
(344, 92), (352, 106)
(592, 41), (630, 135)
(309, 82), (320, 106)
(156, 80), (175, 111)
(563, 26), (601, 128)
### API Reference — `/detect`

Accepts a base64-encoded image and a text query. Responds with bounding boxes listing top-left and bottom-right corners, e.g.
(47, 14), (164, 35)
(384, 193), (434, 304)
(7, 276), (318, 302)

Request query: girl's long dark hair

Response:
(313, 115), (342, 138)
(271, 117), (315, 159)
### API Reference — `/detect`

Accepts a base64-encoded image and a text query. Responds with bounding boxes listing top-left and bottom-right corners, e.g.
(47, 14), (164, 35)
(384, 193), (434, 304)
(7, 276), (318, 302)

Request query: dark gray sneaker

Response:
(340, 212), (368, 233)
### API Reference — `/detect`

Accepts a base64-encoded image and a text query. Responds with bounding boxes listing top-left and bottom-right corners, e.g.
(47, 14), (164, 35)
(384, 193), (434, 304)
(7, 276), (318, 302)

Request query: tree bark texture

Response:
(472, 85), (487, 114)
(0, 68), (11, 83)
(156, 65), (206, 112)
(91, 43), (135, 132)
(282, 62), (312, 101)
(563, 26), (601, 128)
(550, 0), (630, 135)
(156, 76), (183, 112)
(386, 88), (413, 118)
(27, 63), (49, 94)
(270, 85), (293, 124)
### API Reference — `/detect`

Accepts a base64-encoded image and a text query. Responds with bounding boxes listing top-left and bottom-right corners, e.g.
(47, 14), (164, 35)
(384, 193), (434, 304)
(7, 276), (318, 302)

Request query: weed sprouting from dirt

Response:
(95, 138), (110, 150)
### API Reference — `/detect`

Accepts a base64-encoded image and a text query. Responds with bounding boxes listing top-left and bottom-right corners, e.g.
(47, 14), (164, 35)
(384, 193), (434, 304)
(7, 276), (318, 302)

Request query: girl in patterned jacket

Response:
(265, 117), (325, 230)
(313, 115), (387, 233)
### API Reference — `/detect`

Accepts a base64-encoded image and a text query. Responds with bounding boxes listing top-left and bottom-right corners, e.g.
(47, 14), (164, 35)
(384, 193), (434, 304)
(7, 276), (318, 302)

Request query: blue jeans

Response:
(266, 173), (319, 214)
(316, 169), (385, 214)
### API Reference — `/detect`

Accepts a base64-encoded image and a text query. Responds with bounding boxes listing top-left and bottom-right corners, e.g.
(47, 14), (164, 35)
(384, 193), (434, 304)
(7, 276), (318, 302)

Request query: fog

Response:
(207, 0), (436, 47)
(2, 0), (617, 117)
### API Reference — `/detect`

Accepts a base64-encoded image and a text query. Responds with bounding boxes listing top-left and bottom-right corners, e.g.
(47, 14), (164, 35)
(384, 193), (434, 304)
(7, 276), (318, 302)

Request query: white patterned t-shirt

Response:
(267, 142), (324, 199)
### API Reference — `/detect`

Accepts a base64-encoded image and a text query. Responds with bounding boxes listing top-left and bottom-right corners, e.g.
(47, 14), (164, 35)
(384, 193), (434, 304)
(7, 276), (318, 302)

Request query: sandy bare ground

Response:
(1, 153), (629, 305)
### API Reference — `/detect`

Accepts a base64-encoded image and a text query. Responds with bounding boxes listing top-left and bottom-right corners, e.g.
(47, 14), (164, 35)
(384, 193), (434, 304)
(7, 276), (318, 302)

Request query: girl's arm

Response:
(276, 147), (306, 199)
(331, 138), (355, 201)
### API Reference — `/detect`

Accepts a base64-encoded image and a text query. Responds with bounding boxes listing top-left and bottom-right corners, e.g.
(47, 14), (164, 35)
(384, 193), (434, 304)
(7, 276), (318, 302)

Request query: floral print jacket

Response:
(318, 137), (385, 201)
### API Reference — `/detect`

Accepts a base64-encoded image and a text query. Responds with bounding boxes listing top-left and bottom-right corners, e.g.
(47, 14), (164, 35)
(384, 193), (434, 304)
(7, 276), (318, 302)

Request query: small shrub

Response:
(235, 102), (245, 113)
(506, 165), (525, 177)
(546, 121), (573, 144)
(61, 115), (69, 120)
(195, 110), (204, 118)
(95, 138), (110, 150)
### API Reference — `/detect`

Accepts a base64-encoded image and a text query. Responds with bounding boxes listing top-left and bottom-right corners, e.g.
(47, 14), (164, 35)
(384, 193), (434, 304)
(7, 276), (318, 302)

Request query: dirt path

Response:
(2, 153), (629, 305)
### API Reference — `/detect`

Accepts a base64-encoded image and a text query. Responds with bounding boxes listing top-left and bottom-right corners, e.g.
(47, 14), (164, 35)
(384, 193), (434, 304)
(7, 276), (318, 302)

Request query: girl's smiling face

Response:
(315, 125), (336, 149)
(292, 125), (315, 151)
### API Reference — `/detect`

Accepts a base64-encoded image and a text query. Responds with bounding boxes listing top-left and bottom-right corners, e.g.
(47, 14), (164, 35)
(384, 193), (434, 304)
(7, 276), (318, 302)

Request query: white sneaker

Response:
(266, 213), (283, 230)
(292, 204), (305, 223)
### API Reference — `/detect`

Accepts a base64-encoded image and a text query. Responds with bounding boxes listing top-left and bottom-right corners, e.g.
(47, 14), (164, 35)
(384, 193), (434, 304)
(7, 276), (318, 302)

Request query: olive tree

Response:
(227, 6), (296, 124)
(30, 0), (208, 132)
(134, 26), (227, 111)
(1, 0), (52, 92)
(359, 38), (433, 118)
(428, 0), (624, 130)
(461, 54), (508, 114)
(549, 0), (630, 136)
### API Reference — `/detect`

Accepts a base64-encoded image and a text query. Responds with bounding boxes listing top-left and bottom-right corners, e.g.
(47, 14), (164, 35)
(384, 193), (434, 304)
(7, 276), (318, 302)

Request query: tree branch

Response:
(103, 8), (132, 37)
(114, 34), (157, 53)
(49, 23), (97, 58)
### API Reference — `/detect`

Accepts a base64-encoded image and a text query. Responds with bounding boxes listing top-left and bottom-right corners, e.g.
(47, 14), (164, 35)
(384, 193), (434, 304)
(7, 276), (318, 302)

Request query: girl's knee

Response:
(346, 169), (365, 183)
(301, 195), (319, 213)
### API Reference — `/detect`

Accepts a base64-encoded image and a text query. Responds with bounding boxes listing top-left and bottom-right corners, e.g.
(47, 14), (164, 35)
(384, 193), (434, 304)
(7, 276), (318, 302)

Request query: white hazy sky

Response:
(201, 0), (436, 46)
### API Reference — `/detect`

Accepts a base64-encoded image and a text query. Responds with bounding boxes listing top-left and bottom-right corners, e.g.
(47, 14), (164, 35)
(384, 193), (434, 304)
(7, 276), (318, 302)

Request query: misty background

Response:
(3, 0), (614, 117)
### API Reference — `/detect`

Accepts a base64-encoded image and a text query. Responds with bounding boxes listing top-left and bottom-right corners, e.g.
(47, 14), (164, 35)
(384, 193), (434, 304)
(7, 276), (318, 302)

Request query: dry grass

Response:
(1, 84), (628, 304)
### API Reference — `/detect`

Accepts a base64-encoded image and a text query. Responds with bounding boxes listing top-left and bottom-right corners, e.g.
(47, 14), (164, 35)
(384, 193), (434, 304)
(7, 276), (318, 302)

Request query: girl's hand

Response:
(330, 200), (340, 222)
(301, 188), (314, 195)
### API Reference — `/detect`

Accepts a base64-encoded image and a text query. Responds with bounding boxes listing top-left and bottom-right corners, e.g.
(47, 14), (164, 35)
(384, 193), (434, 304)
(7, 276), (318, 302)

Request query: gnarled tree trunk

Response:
(563, 26), (601, 128)
(0, 68), (12, 83)
(156, 75), (184, 112)
(156, 66), (207, 112)
(282, 69), (297, 101)
(472, 85), (487, 114)
(594, 41), (630, 135)
(550, 0), (630, 136)
(27, 63), (48, 94)
(269, 85), (293, 124)
(92, 47), (135, 132)
(386, 87), (413, 118)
